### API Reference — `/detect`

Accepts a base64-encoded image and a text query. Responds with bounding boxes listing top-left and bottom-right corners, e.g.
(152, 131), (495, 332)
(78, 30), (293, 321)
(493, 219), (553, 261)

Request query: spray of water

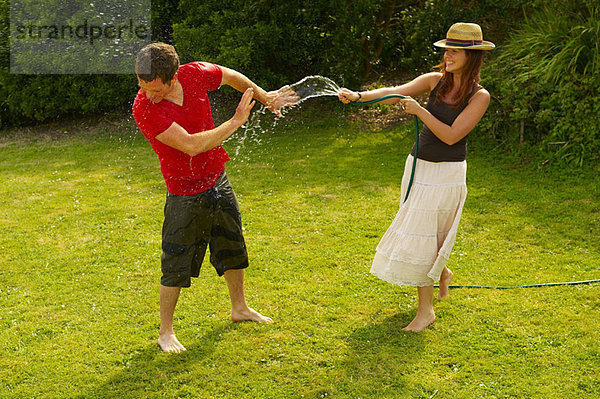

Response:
(288, 75), (341, 105)
(228, 75), (342, 158)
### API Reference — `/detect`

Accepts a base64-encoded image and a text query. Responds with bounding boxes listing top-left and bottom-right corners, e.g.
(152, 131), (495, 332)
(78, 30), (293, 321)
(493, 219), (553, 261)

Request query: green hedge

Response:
(171, 0), (529, 87)
(2, 0), (598, 167)
(0, 73), (138, 127)
(402, 0), (529, 71)
(479, 0), (600, 166)
(0, 0), (525, 128)
(173, 0), (420, 89)
(0, 0), (177, 129)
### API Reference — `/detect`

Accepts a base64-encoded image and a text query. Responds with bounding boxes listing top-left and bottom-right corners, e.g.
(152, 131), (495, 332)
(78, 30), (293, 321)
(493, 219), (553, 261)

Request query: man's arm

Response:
(220, 66), (299, 115)
(155, 88), (255, 156)
(220, 66), (270, 106)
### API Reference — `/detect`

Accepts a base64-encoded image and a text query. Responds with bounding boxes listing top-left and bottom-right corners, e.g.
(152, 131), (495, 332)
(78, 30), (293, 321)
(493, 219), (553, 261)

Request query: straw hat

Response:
(434, 22), (495, 50)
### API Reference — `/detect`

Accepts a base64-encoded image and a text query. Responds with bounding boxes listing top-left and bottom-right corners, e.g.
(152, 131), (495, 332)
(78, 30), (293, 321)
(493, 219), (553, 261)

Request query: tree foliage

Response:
(173, 0), (417, 88)
(1, 0), (598, 167)
(0, 0), (176, 128)
(402, 0), (529, 70)
(480, 0), (600, 166)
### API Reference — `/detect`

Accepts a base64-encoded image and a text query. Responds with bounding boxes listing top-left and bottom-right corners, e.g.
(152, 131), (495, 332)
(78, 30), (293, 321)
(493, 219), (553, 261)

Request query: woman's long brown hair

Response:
(434, 49), (483, 107)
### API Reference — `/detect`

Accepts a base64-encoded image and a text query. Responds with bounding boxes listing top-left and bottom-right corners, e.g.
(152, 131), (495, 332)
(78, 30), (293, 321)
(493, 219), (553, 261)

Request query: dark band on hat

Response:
(445, 38), (483, 47)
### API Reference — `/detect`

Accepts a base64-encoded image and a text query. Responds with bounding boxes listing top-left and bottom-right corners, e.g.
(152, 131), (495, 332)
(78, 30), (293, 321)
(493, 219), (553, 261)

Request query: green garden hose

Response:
(352, 94), (419, 203)
(436, 279), (600, 290)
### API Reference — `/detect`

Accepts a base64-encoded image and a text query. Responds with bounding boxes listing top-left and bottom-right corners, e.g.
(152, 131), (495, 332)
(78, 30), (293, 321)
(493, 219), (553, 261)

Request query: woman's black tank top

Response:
(410, 81), (482, 162)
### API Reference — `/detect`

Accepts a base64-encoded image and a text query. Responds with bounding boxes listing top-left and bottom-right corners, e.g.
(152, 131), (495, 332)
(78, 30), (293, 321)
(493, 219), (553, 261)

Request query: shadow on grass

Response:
(341, 311), (425, 393)
(82, 322), (239, 399)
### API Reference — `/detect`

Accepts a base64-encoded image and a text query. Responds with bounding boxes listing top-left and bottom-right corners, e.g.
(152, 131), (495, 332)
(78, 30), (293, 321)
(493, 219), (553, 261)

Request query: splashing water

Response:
(288, 75), (341, 105)
(228, 75), (342, 158)
(232, 106), (271, 158)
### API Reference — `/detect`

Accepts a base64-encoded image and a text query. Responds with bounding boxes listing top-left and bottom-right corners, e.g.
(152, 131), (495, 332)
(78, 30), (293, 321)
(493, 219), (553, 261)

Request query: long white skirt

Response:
(371, 155), (467, 287)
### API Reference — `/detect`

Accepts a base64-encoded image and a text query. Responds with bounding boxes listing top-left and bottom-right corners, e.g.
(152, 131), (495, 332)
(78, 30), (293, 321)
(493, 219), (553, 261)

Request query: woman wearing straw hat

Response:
(339, 22), (495, 332)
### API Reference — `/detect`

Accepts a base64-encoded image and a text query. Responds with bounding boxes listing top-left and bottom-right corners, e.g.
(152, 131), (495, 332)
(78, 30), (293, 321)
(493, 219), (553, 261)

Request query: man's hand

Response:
(231, 88), (257, 128)
(265, 85), (300, 116)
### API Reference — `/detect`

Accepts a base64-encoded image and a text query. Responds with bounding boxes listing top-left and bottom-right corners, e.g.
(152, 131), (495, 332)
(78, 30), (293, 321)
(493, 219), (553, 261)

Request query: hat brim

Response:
(434, 39), (495, 50)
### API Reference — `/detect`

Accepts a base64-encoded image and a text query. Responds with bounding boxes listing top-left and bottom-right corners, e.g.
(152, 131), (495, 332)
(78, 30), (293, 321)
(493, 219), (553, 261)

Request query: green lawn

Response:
(1, 109), (599, 398)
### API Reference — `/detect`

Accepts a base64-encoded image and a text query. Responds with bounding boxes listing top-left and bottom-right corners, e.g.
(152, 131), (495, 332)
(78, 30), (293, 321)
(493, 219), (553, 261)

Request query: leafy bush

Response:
(173, 0), (416, 88)
(0, 73), (137, 127)
(171, 0), (531, 88)
(480, 0), (600, 166)
(151, 0), (181, 43)
(402, 0), (532, 71)
(0, 0), (177, 129)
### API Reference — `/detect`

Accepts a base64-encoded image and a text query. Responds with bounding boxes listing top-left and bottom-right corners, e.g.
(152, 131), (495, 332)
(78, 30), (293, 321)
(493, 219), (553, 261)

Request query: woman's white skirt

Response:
(371, 155), (467, 287)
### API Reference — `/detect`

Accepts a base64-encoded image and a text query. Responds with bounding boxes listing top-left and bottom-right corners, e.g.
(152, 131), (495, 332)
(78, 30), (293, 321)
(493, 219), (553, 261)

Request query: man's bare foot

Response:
(157, 333), (186, 353)
(231, 307), (272, 323)
(437, 268), (454, 299)
(402, 312), (436, 332)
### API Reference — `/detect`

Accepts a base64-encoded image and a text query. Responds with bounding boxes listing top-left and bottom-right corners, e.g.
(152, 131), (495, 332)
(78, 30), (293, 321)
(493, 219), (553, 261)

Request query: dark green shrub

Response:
(151, 0), (182, 43)
(0, 74), (137, 127)
(0, 0), (178, 129)
(480, 0), (600, 167)
(402, 0), (532, 71)
(173, 0), (414, 88)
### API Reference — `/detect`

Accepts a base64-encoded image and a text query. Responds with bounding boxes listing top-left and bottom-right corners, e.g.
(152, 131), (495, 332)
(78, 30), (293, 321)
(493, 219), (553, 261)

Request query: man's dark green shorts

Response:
(160, 172), (248, 287)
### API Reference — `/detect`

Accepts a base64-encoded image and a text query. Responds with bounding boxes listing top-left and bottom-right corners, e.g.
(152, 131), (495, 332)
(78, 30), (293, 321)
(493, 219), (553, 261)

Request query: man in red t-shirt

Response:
(132, 43), (297, 353)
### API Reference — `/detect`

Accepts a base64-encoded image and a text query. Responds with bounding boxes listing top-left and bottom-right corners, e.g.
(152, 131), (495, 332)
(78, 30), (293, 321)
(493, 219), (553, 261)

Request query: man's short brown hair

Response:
(135, 42), (180, 83)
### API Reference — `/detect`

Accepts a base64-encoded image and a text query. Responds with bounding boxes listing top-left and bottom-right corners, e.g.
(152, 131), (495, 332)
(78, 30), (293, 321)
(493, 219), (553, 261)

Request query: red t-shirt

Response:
(132, 62), (230, 195)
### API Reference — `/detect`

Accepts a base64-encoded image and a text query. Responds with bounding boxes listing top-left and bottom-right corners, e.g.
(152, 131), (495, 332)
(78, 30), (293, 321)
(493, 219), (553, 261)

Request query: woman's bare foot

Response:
(157, 333), (186, 353)
(437, 268), (454, 299)
(231, 307), (272, 323)
(402, 311), (436, 332)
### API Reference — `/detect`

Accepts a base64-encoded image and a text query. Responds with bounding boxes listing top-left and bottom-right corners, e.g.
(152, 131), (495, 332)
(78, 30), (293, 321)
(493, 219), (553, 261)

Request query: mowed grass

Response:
(0, 109), (599, 398)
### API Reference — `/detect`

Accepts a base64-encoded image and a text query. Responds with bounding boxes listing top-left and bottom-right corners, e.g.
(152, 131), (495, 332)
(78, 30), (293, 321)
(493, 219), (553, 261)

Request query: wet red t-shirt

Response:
(132, 62), (230, 195)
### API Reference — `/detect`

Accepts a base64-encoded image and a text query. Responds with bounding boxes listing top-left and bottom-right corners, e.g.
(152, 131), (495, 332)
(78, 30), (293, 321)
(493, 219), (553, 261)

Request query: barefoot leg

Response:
(158, 285), (187, 353)
(403, 285), (436, 332)
(437, 267), (454, 299)
(224, 269), (272, 323)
